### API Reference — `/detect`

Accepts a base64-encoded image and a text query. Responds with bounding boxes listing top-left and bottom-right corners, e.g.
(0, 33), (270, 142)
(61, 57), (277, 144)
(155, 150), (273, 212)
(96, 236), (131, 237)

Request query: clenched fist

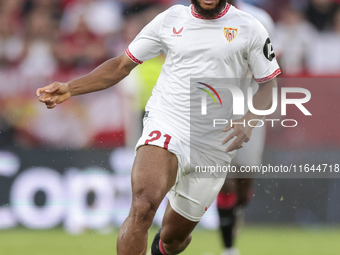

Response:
(36, 82), (71, 109)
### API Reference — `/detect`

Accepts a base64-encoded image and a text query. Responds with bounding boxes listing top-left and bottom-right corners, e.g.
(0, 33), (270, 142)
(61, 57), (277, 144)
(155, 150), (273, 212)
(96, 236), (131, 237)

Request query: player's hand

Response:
(36, 82), (71, 109)
(222, 119), (252, 153)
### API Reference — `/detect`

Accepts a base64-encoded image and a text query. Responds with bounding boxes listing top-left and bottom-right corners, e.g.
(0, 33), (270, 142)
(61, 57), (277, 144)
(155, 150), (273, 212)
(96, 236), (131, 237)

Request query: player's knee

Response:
(130, 194), (159, 226)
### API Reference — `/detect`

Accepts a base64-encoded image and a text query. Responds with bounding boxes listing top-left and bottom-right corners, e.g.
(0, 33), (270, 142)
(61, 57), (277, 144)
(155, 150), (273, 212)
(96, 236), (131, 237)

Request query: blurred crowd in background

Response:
(0, 0), (340, 149)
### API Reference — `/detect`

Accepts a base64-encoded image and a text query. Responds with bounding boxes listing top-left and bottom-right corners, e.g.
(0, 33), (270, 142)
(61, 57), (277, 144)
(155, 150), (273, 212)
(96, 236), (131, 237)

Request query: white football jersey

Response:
(126, 4), (280, 161)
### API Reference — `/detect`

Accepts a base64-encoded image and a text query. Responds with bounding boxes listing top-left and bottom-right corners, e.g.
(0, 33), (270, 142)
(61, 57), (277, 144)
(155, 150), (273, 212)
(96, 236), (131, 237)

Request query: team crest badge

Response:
(224, 27), (238, 42)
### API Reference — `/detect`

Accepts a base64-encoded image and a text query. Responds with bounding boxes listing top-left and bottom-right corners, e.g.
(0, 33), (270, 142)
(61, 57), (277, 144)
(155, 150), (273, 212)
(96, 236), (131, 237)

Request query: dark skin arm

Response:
(222, 78), (278, 152)
(36, 54), (138, 109)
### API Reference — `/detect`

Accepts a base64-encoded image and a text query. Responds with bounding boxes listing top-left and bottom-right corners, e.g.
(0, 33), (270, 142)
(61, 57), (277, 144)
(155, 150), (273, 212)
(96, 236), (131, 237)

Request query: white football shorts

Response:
(135, 117), (230, 222)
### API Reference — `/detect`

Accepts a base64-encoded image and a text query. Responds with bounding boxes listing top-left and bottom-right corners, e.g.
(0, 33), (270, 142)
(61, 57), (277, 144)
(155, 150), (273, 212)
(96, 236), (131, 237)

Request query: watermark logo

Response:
(196, 81), (312, 128)
(199, 83), (311, 116)
(197, 82), (223, 115)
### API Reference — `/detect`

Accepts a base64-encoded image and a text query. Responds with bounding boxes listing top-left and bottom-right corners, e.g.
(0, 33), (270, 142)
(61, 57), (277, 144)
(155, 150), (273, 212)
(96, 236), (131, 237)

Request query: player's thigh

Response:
(131, 145), (178, 209)
(160, 202), (198, 243)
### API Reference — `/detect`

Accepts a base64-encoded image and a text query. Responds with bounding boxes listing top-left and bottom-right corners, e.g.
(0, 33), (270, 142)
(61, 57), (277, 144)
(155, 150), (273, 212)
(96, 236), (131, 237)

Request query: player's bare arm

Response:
(222, 77), (278, 152)
(36, 54), (137, 109)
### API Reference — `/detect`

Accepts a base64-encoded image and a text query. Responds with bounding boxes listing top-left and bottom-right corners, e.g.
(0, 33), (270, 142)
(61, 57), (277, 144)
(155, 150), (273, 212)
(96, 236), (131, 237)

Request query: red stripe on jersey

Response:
(255, 68), (281, 83)
(191, 4), (231, 20)
(125, 48), (143, 64)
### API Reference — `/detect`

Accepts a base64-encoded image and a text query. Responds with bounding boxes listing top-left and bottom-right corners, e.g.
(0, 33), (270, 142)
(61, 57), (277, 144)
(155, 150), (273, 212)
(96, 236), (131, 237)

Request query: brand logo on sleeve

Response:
(224, 27), (238, 42)
(263, 38), (275, 61)
(172, 27), (184, 37)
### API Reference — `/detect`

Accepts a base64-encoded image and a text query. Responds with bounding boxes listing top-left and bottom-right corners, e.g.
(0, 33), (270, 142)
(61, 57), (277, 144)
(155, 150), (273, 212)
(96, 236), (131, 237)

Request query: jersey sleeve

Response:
(247, 20), (281, 83)
(126, 11), (167, 64)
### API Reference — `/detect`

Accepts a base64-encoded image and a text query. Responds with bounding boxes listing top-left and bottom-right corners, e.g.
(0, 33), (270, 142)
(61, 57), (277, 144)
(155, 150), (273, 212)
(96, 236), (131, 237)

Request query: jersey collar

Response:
(191, 3), (231, 20)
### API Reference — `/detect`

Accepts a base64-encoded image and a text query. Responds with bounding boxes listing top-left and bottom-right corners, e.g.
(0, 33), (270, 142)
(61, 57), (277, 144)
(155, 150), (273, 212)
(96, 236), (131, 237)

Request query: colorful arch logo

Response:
(197, 82), (223, 106)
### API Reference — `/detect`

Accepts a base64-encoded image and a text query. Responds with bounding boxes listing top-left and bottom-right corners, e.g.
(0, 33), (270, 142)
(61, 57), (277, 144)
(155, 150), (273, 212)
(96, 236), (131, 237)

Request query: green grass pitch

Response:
(1, 226), (340, 255)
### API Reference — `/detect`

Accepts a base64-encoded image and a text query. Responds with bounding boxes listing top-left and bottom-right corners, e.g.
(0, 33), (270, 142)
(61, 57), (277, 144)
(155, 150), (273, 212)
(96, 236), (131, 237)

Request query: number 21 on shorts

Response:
(145, 131), (172, 150)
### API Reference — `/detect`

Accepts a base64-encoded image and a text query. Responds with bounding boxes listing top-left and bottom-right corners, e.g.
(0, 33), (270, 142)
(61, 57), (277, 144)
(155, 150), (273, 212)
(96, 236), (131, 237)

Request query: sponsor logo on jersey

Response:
(223, 27), (238, 42)
(263, 38), (275, 61)
(172, 27), (184, 37)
